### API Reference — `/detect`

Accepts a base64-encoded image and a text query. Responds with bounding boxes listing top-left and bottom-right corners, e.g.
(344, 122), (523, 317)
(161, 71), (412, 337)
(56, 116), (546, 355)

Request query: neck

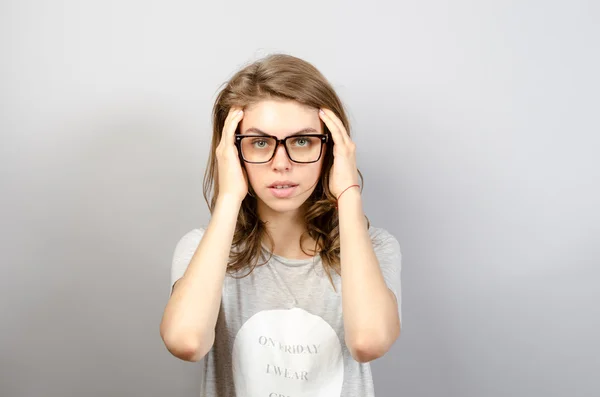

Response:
(256, 201), (319, 259)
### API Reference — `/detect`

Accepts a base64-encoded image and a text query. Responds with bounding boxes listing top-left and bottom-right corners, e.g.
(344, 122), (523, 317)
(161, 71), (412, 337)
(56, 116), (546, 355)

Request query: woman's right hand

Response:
(215, 107), (248, 203)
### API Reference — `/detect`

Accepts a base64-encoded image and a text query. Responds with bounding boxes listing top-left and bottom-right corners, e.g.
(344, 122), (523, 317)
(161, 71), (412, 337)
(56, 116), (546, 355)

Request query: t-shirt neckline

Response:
(260, 245), (321, 267)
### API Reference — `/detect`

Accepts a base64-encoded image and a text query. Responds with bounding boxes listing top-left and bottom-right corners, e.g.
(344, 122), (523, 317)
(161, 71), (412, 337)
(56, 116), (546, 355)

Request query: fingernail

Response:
(319, 109), (325, 115)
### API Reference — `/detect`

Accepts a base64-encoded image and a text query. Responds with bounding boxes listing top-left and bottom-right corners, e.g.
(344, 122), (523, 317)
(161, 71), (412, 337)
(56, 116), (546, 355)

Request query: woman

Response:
(160, 53), (402, 396)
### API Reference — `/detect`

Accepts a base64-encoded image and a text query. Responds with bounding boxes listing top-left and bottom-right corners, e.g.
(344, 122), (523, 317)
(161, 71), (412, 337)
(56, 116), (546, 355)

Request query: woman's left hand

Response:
(319, 108), (360, 198)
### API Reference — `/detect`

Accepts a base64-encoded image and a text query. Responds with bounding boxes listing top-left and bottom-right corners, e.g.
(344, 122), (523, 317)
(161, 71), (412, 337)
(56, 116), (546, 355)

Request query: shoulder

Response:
(177, 227), (205, 243)
(368, 226), (401, 255)
(368, 226), (398, 244)
(173, 227), (206, 256)
(180, 227), (206, 240)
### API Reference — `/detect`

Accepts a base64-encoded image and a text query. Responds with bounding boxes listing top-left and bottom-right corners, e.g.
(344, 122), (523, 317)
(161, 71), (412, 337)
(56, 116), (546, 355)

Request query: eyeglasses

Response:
(235, 133), (329, 164)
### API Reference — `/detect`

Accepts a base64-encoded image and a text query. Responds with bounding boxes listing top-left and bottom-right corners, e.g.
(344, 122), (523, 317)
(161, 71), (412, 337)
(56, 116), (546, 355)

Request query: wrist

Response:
(336, 188), (366, 227)
(336, 183), (360, 206)
(336, 184), (361, 209)
(216, 193), (244, 210)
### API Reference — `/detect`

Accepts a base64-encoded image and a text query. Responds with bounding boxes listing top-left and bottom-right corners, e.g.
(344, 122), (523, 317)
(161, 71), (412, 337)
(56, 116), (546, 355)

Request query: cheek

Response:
(304, 162), (324, 181)
(243, 164), (265, 186)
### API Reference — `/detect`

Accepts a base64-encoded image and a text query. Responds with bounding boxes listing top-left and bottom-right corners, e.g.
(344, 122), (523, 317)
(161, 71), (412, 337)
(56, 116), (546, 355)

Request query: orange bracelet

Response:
(335, 184), (360, 209)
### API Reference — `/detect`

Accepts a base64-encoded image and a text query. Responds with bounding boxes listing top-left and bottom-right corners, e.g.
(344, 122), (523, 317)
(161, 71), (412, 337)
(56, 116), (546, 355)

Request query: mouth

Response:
(268, 181), (299, 189)
(269, 184), (298, 189)
(268, 184), (299, 198)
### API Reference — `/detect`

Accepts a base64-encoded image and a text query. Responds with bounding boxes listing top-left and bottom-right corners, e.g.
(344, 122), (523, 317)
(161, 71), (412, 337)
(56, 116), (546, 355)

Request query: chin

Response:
(265, 199), (303, 212)
(258, 195), (307, 213)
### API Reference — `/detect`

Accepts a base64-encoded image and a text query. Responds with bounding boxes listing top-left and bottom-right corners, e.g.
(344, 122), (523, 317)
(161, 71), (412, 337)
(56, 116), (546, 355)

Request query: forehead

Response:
(240, 99), (322, 137)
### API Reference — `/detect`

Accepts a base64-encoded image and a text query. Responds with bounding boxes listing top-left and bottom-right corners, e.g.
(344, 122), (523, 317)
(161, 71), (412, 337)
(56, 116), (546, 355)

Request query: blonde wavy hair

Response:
(202, 53), (370, 290)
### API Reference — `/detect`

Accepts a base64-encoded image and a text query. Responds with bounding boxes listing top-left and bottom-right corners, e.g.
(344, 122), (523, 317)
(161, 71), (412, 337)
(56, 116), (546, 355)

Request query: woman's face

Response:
(238, 99), (327, 214)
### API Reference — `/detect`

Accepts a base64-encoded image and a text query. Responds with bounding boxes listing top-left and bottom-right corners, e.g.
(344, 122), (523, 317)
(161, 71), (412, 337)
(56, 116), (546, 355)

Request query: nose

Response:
(271, 142), (292, 170)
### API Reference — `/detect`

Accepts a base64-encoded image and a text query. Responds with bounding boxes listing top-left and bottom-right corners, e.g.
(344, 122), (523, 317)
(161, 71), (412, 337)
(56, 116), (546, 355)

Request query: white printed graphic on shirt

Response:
(232, 307), (344, 397)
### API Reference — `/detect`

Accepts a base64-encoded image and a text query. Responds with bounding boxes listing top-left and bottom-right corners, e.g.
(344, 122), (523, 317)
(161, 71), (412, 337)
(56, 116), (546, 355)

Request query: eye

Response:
(292, 137), (309, 146)
(251, 138), (269, 148)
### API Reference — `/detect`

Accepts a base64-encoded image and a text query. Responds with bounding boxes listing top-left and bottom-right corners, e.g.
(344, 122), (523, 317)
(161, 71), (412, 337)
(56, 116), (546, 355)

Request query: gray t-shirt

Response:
(169, 226), (402, 397)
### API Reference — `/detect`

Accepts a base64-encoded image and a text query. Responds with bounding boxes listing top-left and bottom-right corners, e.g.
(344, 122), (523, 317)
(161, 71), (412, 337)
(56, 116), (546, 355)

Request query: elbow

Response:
(347, 338), (386, 363)
(160, 323), (213, 362)
(346, 326), (400, 363)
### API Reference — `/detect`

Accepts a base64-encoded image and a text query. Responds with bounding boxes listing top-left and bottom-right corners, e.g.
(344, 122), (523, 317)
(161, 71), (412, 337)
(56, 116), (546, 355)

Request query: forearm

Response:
(160, 194), (242, 361)
(338, 189), (400, 361)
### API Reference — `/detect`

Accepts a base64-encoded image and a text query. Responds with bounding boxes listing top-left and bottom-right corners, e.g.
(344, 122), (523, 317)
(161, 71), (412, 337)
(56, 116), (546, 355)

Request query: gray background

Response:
(1, 0), (598, 396)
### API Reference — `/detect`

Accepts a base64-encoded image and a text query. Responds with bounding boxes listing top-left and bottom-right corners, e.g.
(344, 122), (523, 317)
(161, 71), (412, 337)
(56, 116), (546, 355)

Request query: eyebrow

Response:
(242, 127), (322, 136)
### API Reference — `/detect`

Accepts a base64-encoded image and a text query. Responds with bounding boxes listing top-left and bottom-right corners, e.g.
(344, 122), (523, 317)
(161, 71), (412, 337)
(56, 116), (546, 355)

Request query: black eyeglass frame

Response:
(234, 133), (329, 164)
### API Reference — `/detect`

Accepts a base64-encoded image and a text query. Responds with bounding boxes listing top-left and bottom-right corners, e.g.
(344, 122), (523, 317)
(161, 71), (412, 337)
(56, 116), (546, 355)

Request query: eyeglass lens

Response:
(240, 136), (323, 163)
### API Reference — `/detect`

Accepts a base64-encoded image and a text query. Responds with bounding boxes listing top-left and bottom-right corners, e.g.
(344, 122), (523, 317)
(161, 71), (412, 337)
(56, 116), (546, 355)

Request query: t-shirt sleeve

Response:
(373, 230), (403, 330)
(170, 228), (205, 295)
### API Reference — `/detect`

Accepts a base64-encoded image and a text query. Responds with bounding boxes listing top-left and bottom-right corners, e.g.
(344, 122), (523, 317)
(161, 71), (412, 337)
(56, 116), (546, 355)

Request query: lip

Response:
(268, 185), (298, 198)
(268, 180), (299, 188)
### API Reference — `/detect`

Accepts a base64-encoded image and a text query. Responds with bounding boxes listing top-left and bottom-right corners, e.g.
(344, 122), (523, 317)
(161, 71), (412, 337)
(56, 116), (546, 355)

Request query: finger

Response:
(325, 109), (352, 144)
(319, 108), (347, 146)
(225, 107), (243, 133)
(222, 107), (240, 129)
(227, 108), (244, 137)
(322, 108), (351, 143)
(321, 108), (349, 145)
(221, 108), (244, 145)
